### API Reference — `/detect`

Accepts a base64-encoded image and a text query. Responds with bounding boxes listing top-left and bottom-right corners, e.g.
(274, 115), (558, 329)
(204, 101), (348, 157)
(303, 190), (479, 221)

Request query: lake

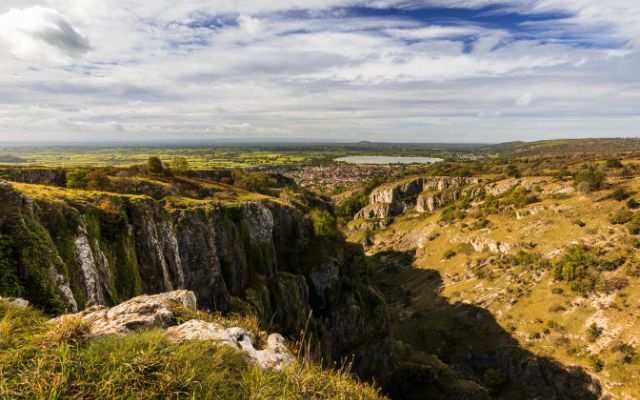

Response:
(335, 156), (443, 165)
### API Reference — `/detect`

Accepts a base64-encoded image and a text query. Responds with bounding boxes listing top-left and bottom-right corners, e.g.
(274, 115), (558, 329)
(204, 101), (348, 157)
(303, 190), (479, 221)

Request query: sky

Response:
(0, 1), (639, 143)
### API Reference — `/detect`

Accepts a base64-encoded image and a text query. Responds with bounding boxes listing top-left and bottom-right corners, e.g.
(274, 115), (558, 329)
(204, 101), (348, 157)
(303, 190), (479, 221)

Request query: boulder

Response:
(48, 290), (295, 370)
(0, 296), (30, 308)
(50, 290), (197, 336)
(167, 320), (295, 370)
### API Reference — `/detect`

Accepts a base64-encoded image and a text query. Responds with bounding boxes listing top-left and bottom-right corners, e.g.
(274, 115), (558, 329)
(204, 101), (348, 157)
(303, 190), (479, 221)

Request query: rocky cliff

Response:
(0, 177), (393, 378)
(355, 176), (482, 220)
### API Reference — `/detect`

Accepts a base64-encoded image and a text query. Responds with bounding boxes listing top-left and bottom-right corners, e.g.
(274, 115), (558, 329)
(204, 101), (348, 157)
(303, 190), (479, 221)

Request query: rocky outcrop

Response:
(466, 238), (514, 254)
(50, 290), (295, 371)
(355, 203), (401, 220)
(167, 320), (295, 370)
(0, 296), (29, 308)
(0, 167), (66, 187)
(358, 176), (482, 220)
(51, 290), (197, 336)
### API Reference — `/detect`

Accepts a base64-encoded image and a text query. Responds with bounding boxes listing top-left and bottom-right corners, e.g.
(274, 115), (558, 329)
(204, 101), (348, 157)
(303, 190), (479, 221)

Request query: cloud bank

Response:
(0, 6), (90, 63)
(0, 0), (638, 142)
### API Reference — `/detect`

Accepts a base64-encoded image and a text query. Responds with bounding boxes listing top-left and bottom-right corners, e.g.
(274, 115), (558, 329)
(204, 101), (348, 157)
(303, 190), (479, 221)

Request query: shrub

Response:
(502, 187), (539, 208)
(443, 249), (457, 260)
(606, 159), (623, 168)
(552, 246), (611, 294)
(310, 209), (339, 239)
(613, 343), (637, 364)
(611, 186), (632, 201)
(440, 205), (465, 223)
(67, 170), (89, 189)
(587, 323), (603, 342)
(572, 219), (586, 227)
(482, 368), (507, 391)
(548, 304), (566, 313)
(505, 165), (521, 178)
(628, 221), (640, 235)
(172, 156), (189, 173)
(147, 156), (164, 174)
(575, 167), (605, 192)
(587, 354), (604, 372)
(609, 209), (633, 225)
(87, 169), (110, 190)
(627, 198), (640, 209)
(512, 251), (546, 269)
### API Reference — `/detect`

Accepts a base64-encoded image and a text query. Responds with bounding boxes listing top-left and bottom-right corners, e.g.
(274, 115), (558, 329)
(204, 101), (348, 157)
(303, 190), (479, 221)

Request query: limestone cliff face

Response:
(358, 176), (482, 219)
(0, 180), (393, 378)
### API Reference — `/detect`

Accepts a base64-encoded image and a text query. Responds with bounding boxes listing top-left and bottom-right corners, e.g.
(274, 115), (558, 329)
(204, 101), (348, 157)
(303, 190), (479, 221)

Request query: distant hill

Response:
(486, 138), (640, 157)
(0, 154), (27, 163)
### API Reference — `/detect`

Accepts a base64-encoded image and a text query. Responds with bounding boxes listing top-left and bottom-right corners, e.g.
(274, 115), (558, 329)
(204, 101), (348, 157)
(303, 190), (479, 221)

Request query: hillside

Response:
(345, 157), (640, 399)
(486, 138), (640, 158)
(4, 159), (639, 399)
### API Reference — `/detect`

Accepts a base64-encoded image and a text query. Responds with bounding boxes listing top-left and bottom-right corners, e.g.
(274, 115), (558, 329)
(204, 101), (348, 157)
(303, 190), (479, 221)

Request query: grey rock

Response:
(167, 319), (295, 370)
(51, 290), (197, 336)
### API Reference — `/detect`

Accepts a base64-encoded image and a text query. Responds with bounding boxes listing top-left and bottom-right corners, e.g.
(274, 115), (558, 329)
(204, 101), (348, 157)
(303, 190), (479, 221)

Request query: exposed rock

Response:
(0, 296), (30, 308)
(49, 290), (294, 371)
(167, 320), (295, 370)
(465, 238), (515, 254)
(415, 193), (438, 213)
(355, 202), (399, 220)
(51, 290), (197, 336)
(74, 219), (107, 306)
(309, 261), (339, 307)
(0, 167), (67, 187)
(360, 176), (482, 220)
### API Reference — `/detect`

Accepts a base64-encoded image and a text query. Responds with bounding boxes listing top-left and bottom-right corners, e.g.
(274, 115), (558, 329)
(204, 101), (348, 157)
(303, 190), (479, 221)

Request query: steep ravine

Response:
(0, 179), (393, 379)
(346, 175), (604, 399)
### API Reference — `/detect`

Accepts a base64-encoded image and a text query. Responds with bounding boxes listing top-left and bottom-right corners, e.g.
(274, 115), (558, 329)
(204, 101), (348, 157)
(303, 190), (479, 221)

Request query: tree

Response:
(606, 159), (623, 168)
(172, 156), (189, 173)
(147, 156), (164, 174)
(310, 209), (339, 239)
(66, 170), (89, 189)
(506, 165), (521, 178)
(575, 167), (605, 192)
(87, 169), (109, 190)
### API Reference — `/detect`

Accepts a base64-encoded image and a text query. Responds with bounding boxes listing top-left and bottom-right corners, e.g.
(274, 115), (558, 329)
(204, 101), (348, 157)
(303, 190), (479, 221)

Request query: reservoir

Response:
(335, 156), (443, 164)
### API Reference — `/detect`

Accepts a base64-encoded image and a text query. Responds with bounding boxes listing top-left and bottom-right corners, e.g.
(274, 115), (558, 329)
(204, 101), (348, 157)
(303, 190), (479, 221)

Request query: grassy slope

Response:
(0, 300), (384, 400)
(351, 175), (640, 399)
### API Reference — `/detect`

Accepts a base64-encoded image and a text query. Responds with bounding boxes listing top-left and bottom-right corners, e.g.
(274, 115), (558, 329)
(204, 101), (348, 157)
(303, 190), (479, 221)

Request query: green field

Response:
(0, 143), (483, 169)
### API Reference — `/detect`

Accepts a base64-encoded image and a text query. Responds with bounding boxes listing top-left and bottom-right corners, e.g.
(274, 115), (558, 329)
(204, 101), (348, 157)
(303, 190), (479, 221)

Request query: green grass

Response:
(0, 300), (385, 400)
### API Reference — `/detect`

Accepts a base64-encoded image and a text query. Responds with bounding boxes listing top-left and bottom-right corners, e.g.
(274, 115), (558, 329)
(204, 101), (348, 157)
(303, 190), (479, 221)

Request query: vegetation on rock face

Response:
(0, 164), (394, 391)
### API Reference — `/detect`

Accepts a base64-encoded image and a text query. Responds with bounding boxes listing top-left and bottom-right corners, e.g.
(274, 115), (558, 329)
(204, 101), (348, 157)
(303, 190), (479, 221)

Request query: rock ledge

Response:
(49, 290), (295, 370)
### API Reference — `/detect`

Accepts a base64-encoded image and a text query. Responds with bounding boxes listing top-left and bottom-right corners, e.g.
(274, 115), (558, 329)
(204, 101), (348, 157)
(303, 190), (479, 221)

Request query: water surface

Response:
(335, 156), (443, 164)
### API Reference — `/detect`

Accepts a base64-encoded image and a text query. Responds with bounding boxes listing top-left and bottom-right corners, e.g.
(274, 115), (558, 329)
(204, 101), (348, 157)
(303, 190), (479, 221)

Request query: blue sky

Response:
(0, 0), (638, 142)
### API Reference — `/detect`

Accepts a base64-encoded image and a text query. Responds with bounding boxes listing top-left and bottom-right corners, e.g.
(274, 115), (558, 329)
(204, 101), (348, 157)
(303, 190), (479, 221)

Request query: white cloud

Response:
(0, 0), (637, 142)
(237, 15), (263, 35)
(515, 93), (533, 107)
(0, 6), (90, 63)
